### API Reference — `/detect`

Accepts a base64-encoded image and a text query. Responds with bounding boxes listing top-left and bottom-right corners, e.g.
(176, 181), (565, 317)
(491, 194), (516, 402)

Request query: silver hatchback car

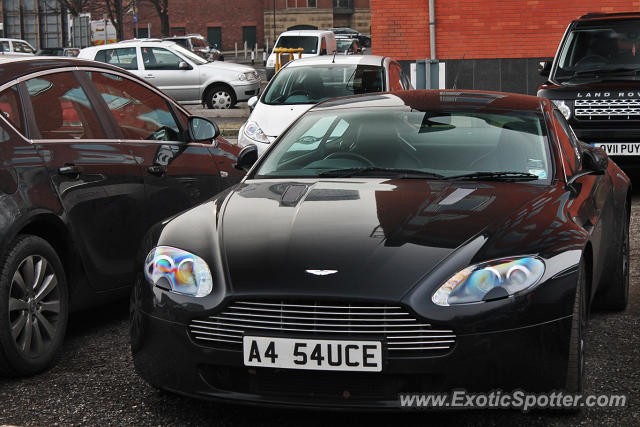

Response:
(79, 40), (260, 109)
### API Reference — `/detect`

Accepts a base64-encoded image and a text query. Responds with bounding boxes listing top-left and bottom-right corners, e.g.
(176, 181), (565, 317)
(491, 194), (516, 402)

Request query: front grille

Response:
(575, 99), (640, 120)
(189, 300), (455, 356)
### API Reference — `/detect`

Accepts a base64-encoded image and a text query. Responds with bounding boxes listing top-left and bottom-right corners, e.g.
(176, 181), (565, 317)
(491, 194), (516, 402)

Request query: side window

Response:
(0, 85), (24, 134)
(553, 110), (581, 175)
(26, 72), (106, 140)
(94, 47), (138, 70)
(400, 68), (412, 89)
(87, 71), (184, 141)
(14, 42), (35, 54)
(388, 63), (404, 91)
(142, 47), (183, 70)
(0, 41), (10, 53)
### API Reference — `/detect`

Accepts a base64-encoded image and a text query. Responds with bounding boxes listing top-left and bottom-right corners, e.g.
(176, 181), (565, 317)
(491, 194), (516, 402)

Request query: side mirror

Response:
(566, 146), (608, 186)
(247, 96), (258, 110)
(179, 61), (192, 70)
(234, 144), (258, 171)
(582, 146), (608, 173)
(188, 116), (219, 142)
(538, 60), (551, 77)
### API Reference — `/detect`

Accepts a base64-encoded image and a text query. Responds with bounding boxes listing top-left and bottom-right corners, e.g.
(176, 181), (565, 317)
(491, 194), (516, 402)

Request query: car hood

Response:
(220, 179), (548, 300)
(199, 61), (256, 74)
(538, 80), (640, 99)
(249, 102), (314, 138)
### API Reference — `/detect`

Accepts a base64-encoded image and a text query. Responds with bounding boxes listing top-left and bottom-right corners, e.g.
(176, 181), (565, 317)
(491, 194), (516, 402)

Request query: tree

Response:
(55, 0), (91, 16)
(103, 0), (130, 41)
(144, 0), (169, 37)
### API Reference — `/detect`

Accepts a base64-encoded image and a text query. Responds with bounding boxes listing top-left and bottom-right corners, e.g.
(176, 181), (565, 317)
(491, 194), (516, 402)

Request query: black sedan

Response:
(131, 90), (631, 408)
(0, 56), (244, 377)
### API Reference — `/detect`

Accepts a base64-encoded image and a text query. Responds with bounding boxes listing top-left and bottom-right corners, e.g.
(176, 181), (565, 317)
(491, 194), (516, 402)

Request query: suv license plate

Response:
(592, 142), (640, 156)
(243, 336), (382, 372)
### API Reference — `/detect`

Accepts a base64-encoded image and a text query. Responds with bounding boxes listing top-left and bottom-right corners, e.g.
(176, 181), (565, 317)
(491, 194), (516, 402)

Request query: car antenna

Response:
(452, 54), (466, 90)
(332, 49), (337, 63)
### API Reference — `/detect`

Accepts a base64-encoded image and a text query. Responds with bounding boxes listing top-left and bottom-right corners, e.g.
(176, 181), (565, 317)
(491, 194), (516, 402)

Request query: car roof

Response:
(278, 30), (334, 37)
(0, 56), (141, 85)
(577, 11), (640, 21)
(310, 90), (545, 113)
(285, 55), (386, 68)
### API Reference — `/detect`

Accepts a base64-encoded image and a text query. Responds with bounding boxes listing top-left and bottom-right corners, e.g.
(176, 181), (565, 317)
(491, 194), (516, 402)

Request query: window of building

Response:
(288, 0), (317, 7)
(207, 27), (222, 50)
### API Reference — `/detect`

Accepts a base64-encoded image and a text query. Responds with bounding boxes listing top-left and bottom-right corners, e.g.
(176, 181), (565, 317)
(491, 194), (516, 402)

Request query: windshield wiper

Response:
(318, 167), (445, 179)
(445, 171), (539, 182)
(571, 67), (640, 78)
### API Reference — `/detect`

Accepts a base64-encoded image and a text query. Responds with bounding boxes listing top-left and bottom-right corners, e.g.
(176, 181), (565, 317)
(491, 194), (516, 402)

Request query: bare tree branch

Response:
(142, 0), (170, 37)
(55, 0), (91, 16)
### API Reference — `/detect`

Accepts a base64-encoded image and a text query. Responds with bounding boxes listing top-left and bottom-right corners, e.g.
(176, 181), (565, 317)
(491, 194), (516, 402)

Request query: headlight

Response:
(144, 246), (213, 297)
(267, 59), (275, 67)
(243, 120), (270, 144)
(432, 256), (545, 306)
(551, 100), (572, 120)
(238, 71), (259, 81)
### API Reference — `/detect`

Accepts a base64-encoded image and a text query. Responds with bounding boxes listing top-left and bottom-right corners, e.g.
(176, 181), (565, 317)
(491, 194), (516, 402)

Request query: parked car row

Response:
(78, 39), (259, 109)
(0, 11), (632, 414)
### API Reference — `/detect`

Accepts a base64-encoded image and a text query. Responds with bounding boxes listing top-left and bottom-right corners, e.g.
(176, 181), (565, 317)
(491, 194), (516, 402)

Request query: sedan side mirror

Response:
(582, 146), (608, 173)
(189, 116), (219, 142)
(538, 60), (551, 77)
(179, 61), (192, 70)
(566, 146), (608, 187)
(247, 96), (258, 110)
(234, 144), (258, 171)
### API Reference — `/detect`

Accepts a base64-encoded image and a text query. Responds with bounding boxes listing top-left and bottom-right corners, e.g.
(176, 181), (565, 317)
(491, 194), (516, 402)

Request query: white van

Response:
(266, 30), (337, 80)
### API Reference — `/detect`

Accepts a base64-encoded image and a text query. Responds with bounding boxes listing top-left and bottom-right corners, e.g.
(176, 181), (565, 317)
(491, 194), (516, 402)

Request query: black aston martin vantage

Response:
(130, 90), (631, 409)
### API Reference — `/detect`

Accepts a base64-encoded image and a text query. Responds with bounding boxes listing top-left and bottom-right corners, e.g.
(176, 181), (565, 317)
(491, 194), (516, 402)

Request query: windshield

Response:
(336, 39), (355, 51)
(555, 20), (640, 80)
(167, 43), (208, 65)
(254, 109), (552, 182)
(275, 36), (319, 54)
(262, 65), (384, 105)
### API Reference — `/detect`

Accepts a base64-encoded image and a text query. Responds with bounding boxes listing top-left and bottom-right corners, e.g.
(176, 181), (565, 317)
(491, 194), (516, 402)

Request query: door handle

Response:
(144, 74), (156, 79)
(147, 165), (167, 176)
(58, 164), (80, 177)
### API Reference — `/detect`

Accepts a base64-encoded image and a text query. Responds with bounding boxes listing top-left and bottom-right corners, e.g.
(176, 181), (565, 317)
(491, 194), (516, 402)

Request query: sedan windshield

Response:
(555, 20), (640, 80)
(254, 109), (552, 182)
(262, 65), (385, 105)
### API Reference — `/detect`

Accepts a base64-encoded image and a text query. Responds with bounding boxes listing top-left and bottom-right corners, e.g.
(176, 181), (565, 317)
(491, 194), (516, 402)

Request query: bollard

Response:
(263, 50), (267, 66)
(251, 50), (255, 65)
(244, 41), (247, 59)
(235, 42), (237, 59)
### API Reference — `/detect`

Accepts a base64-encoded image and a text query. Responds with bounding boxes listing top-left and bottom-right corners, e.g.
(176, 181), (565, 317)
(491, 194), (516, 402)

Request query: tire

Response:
(566, 258), (586, 394)
(596, 206), (630, 311)
(0, 235), (68, 377)
(205, 84), (236, 109)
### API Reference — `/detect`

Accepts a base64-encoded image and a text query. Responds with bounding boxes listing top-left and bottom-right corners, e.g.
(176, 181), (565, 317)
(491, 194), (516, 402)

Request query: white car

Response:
(0, 38), (36, 56)
(265, 30), (337, 80)
(78, 40), (260, 109)
(239, 55), (413, 155)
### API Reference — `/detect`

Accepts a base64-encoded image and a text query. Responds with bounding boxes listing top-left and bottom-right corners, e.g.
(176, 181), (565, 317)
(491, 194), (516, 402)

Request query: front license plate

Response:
(591, 142), (640, 156)
(243, 336), (382, 372)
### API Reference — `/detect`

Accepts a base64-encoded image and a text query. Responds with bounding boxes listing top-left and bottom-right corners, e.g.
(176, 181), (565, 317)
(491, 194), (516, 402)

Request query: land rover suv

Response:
(538, 12), (640, 171)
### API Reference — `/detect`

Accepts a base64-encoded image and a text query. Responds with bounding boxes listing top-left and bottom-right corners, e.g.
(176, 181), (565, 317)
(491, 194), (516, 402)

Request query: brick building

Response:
(371, 0), (640, 94)
(123, 0), (370, 51)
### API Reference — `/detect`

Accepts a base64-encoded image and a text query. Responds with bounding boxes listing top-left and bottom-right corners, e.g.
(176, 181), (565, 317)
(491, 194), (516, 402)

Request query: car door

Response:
(21, 69), (147, 292)
(140, 46), (199, 102)
(84, 70), (223, 229)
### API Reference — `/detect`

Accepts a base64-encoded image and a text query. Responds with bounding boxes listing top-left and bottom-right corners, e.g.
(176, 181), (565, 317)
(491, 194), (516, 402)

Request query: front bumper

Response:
(231, 80), (261, 101)
(133, 307), (573, 409)
(574, 127), (640, 170)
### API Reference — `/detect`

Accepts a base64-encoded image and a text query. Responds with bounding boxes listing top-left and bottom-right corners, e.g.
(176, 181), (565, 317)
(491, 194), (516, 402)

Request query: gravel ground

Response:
(1, 183), (639, 426)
